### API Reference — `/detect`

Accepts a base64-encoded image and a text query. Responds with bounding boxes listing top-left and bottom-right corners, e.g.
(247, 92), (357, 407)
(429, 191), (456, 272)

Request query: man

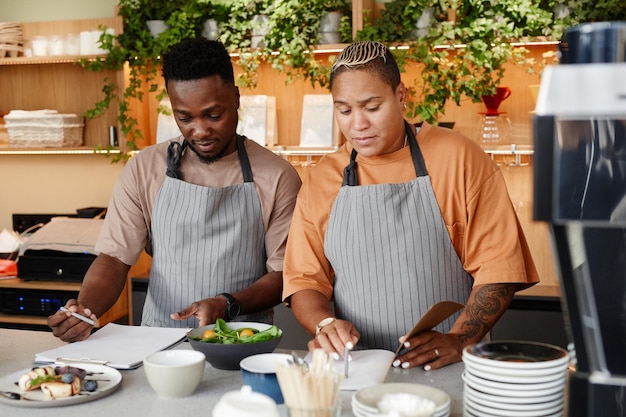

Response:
(283, 41), (539, 370)
(49, 38), (301, 342)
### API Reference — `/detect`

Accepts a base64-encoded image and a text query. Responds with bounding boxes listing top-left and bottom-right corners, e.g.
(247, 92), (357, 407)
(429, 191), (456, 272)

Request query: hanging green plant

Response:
(355, 0), (556, 124)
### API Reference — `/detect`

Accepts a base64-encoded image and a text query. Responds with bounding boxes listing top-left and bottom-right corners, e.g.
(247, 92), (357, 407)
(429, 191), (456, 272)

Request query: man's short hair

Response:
(162, 37), (235, 86)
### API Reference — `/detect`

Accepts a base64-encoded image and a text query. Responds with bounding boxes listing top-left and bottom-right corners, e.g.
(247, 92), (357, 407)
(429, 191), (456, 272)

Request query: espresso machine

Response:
(533, 22), (626, 416)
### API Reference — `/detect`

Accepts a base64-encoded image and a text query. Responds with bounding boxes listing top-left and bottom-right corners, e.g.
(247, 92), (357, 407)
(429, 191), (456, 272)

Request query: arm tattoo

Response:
(457, 283), (518, 344)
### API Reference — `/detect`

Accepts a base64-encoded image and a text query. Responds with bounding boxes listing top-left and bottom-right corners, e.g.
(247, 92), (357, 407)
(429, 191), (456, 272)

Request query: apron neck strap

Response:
(342, 120), (427, 186)
(406, 120), (428, 178)
(236, 135), (254, 183)
(166, 139), (188, 179)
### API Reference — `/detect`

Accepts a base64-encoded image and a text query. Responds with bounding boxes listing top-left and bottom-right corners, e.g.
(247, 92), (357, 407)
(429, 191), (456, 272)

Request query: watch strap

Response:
(218, 292), (240, 321)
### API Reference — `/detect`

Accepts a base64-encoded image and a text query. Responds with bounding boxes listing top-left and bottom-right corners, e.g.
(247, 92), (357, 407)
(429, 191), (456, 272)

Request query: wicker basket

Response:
(5, 110), (84, 147)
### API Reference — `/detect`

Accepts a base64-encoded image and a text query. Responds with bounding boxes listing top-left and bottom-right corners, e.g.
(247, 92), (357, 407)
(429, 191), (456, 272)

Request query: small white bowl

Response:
(143, 349), (206, 398)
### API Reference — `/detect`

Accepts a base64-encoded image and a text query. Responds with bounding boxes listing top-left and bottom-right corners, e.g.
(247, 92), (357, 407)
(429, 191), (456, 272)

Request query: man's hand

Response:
(170, 297), (228, 326)
(47, 299), (98, 343)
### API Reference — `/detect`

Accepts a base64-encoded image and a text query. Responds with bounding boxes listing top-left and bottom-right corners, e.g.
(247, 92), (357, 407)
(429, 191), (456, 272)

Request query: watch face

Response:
(319, 317), (335, 326)
(228, 302), (240, 320)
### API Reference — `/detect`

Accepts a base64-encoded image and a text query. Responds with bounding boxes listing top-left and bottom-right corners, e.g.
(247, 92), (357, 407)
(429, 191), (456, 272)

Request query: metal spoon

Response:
(289, 351), (309, 371)
(1, 391), (32, 401)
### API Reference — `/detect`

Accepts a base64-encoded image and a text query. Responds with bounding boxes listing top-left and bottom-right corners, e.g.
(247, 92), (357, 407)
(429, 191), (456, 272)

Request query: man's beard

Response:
(187, 139), (232, 164)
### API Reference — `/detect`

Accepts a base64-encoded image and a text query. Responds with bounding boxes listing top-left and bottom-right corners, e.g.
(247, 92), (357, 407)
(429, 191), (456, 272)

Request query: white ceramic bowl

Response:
(143, 349), (206, 398)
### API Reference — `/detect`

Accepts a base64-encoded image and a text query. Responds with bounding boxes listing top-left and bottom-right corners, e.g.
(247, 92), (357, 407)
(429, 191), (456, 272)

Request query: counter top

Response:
(0, 328), (465, 416)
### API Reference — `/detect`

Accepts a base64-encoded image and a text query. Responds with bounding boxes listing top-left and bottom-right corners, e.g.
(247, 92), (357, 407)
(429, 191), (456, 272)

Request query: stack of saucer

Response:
(462, 341), (570, 417)
(352, 382), (450, 417)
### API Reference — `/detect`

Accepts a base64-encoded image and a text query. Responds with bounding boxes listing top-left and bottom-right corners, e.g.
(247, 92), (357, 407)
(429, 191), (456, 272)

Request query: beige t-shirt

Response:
(96, 137), (302, 272)
(283, 122), (539, 300)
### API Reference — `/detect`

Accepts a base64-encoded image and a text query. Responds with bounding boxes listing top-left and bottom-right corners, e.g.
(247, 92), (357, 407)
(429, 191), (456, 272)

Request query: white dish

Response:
(464, 390), (564, 411)
(354, 383), (451, 413)
(464, 362), (567, 383)
(352, 399), (450, 417)
(464, 395), (564, 417)
(463, 356), (569, 377)
(352, 399), (449, 417)
(462, 373), (564, 398)
(0, 363), (122, 408)
(463, 341), (569, 369)
(463, 370), (566, 391)
(464, 383), (564, 404)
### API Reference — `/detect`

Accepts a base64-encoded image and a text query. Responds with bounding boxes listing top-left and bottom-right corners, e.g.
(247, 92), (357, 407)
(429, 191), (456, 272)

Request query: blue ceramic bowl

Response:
(239, 353), (292, 404)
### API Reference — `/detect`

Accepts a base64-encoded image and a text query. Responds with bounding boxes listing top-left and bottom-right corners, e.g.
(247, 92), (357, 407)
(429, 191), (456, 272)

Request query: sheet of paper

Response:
(35, 323), (189, 369)
(305, 349), (395, 391)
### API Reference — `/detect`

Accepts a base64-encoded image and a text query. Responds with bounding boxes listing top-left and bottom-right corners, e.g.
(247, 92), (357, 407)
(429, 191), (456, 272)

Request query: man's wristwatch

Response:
(315, 317), (336, 335)
(218, 293), (240, 321)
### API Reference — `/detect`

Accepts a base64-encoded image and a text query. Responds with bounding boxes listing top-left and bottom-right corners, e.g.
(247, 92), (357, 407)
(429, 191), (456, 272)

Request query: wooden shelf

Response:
(0, 277), (81, 291)
(0, 54), (106, 66)
(0, 277), (128, 328)
(0, 147), (121, 155)
(0, 16), (124, 151)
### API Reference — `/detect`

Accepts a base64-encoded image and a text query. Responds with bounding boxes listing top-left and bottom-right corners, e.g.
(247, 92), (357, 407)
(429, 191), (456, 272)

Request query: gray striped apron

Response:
(324, 121), (472, 350)
(141, 136), (271, 327)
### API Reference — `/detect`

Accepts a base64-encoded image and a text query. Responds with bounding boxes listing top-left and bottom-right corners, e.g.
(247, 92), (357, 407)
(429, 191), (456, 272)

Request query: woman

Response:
(283, 41), (539, 370)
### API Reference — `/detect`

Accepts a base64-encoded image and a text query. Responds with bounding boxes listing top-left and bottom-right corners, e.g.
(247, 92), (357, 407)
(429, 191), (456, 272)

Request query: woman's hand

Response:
(308, 318), (360, 359)
(392, 330), (463, 370)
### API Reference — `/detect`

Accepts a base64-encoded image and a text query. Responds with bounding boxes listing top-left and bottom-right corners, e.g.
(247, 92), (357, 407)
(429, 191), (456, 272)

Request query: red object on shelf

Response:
(481, 86), (511, 115)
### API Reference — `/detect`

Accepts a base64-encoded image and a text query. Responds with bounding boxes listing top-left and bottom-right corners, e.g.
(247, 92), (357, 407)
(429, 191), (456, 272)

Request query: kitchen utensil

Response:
(395, 301), (464, 355)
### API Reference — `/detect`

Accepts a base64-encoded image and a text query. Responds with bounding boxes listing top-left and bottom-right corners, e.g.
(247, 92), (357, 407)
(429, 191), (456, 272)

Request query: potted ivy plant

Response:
(355, 0), (555, 124)
(79, 0), (203, 159)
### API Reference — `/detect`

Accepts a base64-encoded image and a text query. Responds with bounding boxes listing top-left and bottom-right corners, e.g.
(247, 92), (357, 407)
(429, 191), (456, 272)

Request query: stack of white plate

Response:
(352, 382), (450, 417)
(462, 341), (570, 417)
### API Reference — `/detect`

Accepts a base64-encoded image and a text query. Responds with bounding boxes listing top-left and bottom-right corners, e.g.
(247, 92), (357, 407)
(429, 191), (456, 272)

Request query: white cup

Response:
(31, 36), (48, 56)
(65, 34), (80, 55)
(143, 350), (205, 398)
(48, 35), (65, 56)
(79, 31), (93, 55)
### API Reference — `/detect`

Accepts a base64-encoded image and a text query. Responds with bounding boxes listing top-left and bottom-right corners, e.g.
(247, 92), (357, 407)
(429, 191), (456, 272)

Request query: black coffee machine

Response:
(534, 22), (626, 416)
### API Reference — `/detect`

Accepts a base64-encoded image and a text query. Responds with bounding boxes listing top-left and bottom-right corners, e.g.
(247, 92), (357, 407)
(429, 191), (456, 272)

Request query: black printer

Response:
(17, 217), (103, 282)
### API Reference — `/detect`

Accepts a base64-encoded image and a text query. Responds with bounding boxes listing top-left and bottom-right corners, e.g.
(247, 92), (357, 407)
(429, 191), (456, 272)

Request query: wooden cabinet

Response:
(0, 16), (124, 153)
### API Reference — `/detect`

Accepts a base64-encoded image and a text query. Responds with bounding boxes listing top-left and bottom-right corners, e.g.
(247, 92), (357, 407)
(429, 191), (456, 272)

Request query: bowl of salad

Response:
(187, 319), (283, 370)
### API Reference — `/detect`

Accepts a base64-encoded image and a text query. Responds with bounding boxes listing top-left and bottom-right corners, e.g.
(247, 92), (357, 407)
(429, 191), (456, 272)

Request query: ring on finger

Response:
(434, 348), (440, 357)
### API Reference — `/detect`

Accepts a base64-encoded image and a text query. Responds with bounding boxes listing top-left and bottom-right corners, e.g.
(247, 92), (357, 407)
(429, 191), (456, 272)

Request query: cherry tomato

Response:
(201, 329), (216, 341)
(239, 328), (255, 337)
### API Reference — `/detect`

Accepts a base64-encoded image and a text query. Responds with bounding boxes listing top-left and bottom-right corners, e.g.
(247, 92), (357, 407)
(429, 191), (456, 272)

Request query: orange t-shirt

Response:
(283, 122), (539, 301)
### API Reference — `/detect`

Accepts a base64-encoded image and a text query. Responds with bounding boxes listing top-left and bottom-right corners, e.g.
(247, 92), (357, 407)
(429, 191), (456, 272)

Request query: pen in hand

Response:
(59, 306), (96, 326)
